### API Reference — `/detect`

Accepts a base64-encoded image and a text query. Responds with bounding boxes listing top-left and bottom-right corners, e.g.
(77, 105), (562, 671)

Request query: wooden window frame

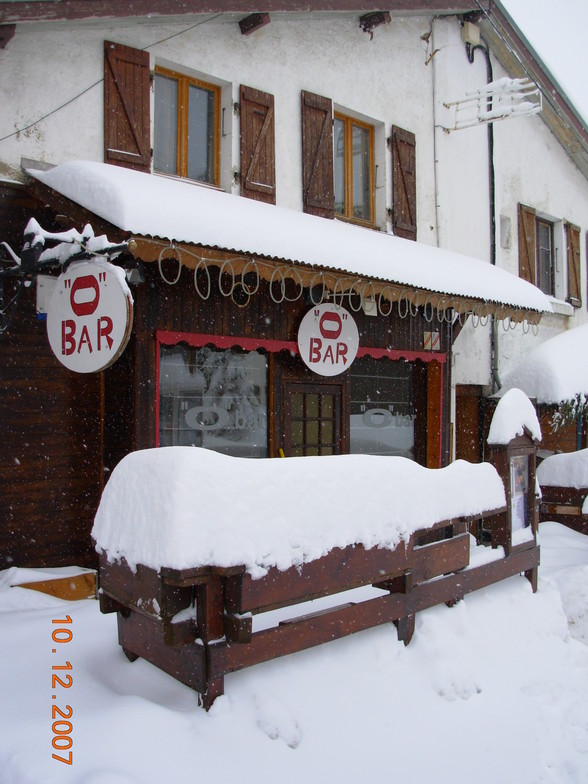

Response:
(334, 112), (375, 227)
(535, 216), (554, 297)
(154, 66), (221, 185)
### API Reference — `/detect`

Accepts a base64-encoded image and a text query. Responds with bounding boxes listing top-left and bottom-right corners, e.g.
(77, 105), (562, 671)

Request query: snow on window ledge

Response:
(547, 297), (574, 317)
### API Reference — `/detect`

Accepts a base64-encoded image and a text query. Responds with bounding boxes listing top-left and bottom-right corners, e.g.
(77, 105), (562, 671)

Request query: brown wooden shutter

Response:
(566, 222), (581, 307)
(104, 41), (151, 172)
(240, 85), (276, 204)
(518, 203), (536, 285)
(391, 126), (416, 241)
(301, 90), (334, 218)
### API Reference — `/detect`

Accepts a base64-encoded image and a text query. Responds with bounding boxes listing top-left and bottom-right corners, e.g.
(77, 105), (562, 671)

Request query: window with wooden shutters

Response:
(240, 85), (276, 204)
(566, 222), (582, 308)
(301, 91), (334, 218)
(518, 203), (537, 286)
(103, 41), (151, 172)
(391, 126), (416, 241)
(334, 113), (375, 225)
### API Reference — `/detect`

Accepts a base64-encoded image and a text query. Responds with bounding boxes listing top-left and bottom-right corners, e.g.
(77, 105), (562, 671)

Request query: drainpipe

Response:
(465, 36), (501, 393)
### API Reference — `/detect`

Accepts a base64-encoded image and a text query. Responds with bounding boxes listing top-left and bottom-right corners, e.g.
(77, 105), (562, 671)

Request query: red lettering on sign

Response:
(319, 312), (342, 340)
(61, 320), (76, 356)
(323, 344), (335, 364)
(97, 317), (113, 350)
(77, 325), (92, 354)
(70, 275), (100, 317)
(309, 337), (322, 363)
(336, 342), (348, 364)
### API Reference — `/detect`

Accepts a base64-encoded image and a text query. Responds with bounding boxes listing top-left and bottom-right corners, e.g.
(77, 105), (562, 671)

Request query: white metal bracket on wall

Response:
(442, 77), (542, 132)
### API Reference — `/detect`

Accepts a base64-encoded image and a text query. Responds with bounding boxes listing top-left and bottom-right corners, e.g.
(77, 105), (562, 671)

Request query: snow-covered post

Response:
(484, 390), (541, 589)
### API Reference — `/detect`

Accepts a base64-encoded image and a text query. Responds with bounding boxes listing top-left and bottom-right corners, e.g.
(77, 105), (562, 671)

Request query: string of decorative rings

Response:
(193, 258), (211, 300)
(532, 322), (539, 336)
(522, 319), (530, 334)
(158, 243), (182, 285)
(347, 281), (364, 313)
(398, 291), (409, 319)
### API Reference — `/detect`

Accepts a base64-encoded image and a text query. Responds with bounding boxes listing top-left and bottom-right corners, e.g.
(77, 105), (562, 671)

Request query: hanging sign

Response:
(46, 260), (133, 373)
(298, 303), (359, 377)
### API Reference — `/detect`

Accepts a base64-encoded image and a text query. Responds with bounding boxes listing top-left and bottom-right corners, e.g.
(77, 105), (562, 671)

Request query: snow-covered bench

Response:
(93, 447), (539, 709)
(538, 449), (588, 535)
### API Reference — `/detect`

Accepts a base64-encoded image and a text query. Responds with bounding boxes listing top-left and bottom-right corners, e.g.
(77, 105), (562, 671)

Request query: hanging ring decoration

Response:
(331, 277), (347, 308)
(240, 259), (260, 296)
(410, 298), (420, 317)
(309, 271), (326, 305)
(510, 318), (518, 330)
(423, 298), (435, 323)
(378, 286), (394, 317)
(193, 258), (211, 300)
(231, 282), (251, 308)
(522, 318), (530, 334)
(158, 242), (182, 285)
(269, 265), (286, 304)
(347, 280), (364, 313)
(218, 259), (236, 297)
(532, 322), (539, 336)
(360, 281), (376, 310)
(501, 315), (511, 331)
(283, 266), (304, 302)
(398, 291), (409, 319)
(479, 313), (489, 327)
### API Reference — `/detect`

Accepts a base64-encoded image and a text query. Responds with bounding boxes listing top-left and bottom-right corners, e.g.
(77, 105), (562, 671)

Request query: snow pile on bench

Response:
(537, 449), (588, 489)
(93, 448), (506, 577)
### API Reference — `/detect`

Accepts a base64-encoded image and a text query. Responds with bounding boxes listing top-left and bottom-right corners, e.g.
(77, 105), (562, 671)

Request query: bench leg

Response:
(200, 674), (224, 711)
(525, 566), (538, 593)
(395, 614), (415, 646)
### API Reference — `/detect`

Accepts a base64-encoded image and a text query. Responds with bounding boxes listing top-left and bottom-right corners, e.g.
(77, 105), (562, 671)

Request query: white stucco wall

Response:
(0, 14), (440, 236)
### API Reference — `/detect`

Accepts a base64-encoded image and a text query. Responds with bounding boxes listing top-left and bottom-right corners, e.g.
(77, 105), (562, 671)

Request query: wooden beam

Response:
(0, 24), (15, 47)
(0, 1), (489, 24)
(239, 12), (270, 35)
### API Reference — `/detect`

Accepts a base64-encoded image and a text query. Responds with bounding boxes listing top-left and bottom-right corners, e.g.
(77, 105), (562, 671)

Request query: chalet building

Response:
(0, 1), (587, 569)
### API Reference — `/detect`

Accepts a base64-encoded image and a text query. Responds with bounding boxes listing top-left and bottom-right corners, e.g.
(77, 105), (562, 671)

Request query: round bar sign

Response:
(298, 303), (359, 376)
(46, 260), (133, 373)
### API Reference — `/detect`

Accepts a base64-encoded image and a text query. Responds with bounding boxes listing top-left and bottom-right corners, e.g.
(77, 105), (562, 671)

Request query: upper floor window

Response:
(333, 113), (374, 224)
(536, 217), (554, 296)
(153, 67), (220, 185)
(518, 203), (581, 307)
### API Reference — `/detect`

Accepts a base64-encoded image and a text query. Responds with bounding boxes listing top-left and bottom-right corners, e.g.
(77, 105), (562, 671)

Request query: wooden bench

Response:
(539, 485), (588, 534)
(98, 514), (539, 709)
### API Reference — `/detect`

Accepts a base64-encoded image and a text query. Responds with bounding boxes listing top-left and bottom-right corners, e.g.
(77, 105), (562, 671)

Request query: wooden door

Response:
(283, 382), (343, 457)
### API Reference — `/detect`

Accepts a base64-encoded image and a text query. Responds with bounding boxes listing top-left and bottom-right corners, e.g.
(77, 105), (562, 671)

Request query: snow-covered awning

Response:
(26, 160), (552, 322)
(498, 324), (588, 404)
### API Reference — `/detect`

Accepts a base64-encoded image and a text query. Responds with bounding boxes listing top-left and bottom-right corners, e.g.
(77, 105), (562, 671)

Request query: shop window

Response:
(154, 67), (220, 185)
(333, 112), (374, 224)
(158, 345), (268, 458)
(349, 357), (414, 458)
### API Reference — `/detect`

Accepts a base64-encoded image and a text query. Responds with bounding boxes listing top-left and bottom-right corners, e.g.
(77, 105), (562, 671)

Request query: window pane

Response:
(536, 221), (553, 295)
(188, 84), (215, 183)
(352, 124), (371, 221)
(154, 74), (178, 175)
(349, 357), (414, 458)
(159, 345), (268, 458)
(334, 118), (345, 215)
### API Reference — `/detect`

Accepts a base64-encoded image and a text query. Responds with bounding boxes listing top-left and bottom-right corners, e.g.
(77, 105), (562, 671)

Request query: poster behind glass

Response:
(159, 345), (268, 458)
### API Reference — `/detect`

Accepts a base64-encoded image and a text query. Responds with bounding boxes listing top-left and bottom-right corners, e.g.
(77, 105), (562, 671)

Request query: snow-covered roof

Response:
(92, 447), (506, 576)
(487, 388), (542, 445)
(537, 448), (588, 489)
(498, 324), (588, 405)
(27, 161), (552, 317)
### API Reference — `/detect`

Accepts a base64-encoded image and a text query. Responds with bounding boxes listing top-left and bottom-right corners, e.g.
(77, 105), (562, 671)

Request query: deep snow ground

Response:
(1, 521), (588, 784)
